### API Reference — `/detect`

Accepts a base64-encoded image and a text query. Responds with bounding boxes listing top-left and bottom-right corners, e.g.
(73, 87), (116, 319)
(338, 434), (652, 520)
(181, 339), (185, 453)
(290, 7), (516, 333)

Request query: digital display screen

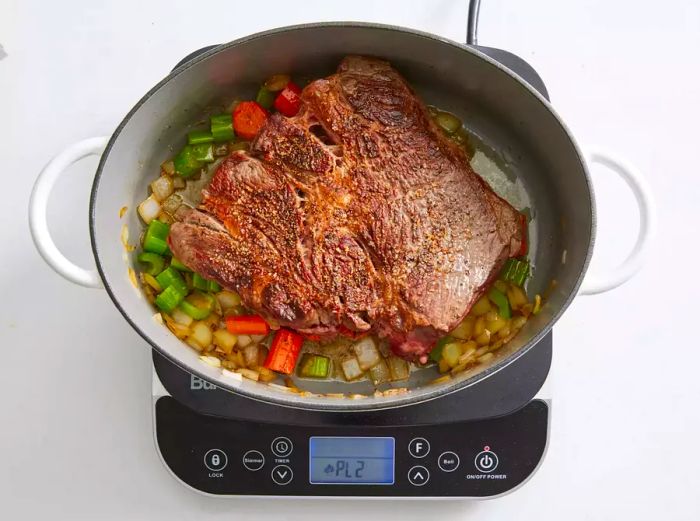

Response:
(309, 437), (395, 485)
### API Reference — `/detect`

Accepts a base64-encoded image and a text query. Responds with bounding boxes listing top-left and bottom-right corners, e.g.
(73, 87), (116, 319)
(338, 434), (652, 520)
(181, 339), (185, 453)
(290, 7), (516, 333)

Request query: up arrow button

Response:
(408, 465), (430, 486)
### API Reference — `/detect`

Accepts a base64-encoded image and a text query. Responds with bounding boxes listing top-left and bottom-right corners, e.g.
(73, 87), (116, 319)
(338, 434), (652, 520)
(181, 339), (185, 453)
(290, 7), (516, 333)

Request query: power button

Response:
(474, 447), (499, 473)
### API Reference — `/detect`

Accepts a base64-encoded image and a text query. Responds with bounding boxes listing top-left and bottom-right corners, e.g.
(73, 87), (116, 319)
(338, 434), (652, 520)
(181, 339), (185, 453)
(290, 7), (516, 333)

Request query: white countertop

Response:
(1, 0), (698, 519)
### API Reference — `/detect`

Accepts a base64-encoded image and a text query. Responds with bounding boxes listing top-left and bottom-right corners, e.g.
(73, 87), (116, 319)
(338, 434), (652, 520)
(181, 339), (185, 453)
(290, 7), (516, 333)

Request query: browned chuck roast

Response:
(168, 56), (523, 363)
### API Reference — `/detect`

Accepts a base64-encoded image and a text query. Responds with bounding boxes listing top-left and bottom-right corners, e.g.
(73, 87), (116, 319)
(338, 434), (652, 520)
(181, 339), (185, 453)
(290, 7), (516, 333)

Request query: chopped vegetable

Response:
(191, 143), (214, 163)
(187, 130), (214, 145)
(352, 337), (381, 370)
(298, 354), (330, 379)
(471, 295), (492, 316)
(264, 74), (291, 91)
(442, 342), (462, 368)
(179, 291), (215, 320)
(341, 356), (364, 381)
(137, 252), (165, 276)
(171, 307), (194, 327)
(173, 145), (203, 178)
(213, 329), (237, 353)
(369, 359), (391, 385)
(210, 113), (235, 142)
(142, 273), (161, 292)
(150, 176), (174, 202)
(273, 82), (302, 117)
(500, 258), (530, 286)
(225, 315), (270, 335)
(192, 273), (210, 291)
(142, 219), (170, 255)
(243, 344), (261, 366)
(216, 291), (241, 310)
(533, 294), (542, 315)
(488, 287), (512, 319)
(435, 110), (462, 134)
(451, 316), (475, 340)
(255, 86), (276, 109)
(264, 329), (303, 374)
(189, 321), (213, 348)
(429, 336), (451, 363)
(155, 285), (186, 313)
(232, 101), (268, 140)
(161, 160), (175, 175)
(208, 280), (221, 293)
(387, 356), (410, 381)
(236, 334), (252, 348)
(169, 257), (190, 271)
(506, 284), (528, 310)
(155, 267), (188, 295)
(137, 195), (161, 224)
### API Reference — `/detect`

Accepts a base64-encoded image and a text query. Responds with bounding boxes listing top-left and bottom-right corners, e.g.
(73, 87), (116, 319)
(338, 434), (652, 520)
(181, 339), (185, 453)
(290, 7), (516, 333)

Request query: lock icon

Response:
(204, 449), (228, 471)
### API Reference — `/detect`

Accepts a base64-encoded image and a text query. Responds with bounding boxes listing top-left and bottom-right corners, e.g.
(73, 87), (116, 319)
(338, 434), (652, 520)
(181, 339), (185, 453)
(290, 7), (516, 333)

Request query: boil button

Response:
(438, 451), (460, 472)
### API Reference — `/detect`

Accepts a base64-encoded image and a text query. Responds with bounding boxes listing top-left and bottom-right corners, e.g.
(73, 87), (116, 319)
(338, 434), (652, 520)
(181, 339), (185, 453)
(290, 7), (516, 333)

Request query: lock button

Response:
(204, 449), (228, 471)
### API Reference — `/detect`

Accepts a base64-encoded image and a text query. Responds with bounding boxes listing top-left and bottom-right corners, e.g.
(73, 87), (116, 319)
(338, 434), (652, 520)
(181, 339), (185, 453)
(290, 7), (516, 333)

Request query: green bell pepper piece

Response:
(210, 114), (235, 142)
(173, 145), (202, 178)
(488, 287), (512, 319)
(187, 130), (214, 145)
(255, 86), (276, 109)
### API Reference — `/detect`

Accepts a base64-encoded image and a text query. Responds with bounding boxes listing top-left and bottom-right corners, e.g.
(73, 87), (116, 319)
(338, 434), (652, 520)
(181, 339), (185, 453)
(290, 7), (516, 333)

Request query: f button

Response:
(408, 437), (430, 458)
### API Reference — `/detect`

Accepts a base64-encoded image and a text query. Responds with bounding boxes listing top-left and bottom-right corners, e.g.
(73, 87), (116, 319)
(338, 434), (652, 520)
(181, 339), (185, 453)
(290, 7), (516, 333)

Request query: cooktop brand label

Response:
(190, 375), (217, 391)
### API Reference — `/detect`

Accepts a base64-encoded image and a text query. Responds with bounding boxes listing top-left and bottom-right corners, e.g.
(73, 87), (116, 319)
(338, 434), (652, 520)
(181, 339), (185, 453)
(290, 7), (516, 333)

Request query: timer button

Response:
(242, 450), (265, 471)
(438, 451), (460, 472)
(408, 437), (430, 458)
(271, 437), (293, 457)
(271, 464), (294, 485)
(203, 449), (228, 472)
(474, 448), (499, 473)
(407, 465), (430, 486)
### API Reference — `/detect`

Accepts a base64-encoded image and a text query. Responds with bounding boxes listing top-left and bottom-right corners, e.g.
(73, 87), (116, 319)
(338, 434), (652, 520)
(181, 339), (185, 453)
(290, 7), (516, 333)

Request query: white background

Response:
(1, 0), (698, 519)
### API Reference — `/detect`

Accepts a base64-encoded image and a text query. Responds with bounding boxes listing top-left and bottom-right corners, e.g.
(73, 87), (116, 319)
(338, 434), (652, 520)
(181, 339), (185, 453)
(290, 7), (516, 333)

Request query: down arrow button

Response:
(271, 464), (293, 485)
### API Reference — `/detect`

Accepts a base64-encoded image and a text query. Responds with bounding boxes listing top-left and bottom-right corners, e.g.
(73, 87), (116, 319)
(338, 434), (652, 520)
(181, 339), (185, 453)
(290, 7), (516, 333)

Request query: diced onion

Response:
(216, 291), (241, 310)
(387, 356), (410, 381)
(471, 295), (492, 316)
(451, 316), (475, 340)
(137, 195), (161, 224)
(190, 321), (213, 348)
(236, 368), (260, 381)
(237, 334), (252, 348)
(213, 329), (237, 353)
(199, 355), (221, 368)
(161, 193), (183, 215)
(243, 344), (259, 367)
(352, 337), (380, 370)
(161, 160), (175, 175)
(256, 366), (277, 382)
(171, 307), (194, 327)
(369, 359), (391, 385)
(222, 369), (243, 381)
(150, 176), (174, 202)
(341, 357), (364, 381)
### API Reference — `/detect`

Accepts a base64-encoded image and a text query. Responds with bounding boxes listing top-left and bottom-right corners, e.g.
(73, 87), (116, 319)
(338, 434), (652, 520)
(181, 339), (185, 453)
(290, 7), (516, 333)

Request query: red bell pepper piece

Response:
(517, 213), (528, 257)
(232, 101), (268, 140)
(264, 329), (303, 374)
(225, 315), (270, 335)
(273, 82), (302, 117)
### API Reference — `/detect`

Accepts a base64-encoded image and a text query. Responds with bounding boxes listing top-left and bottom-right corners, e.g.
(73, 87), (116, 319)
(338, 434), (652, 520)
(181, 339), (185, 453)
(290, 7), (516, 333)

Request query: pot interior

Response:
(91, 24), (592, 411)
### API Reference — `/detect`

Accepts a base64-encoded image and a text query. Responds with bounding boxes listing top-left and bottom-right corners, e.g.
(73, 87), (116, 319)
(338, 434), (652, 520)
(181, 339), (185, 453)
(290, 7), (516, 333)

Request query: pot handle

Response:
(29, 136), (109, 288)
(579, 148), (656, 295)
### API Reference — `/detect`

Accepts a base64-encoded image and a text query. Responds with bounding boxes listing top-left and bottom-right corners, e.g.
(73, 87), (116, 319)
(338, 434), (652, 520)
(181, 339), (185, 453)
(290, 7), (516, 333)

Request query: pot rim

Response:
(89, 21), (595, 412)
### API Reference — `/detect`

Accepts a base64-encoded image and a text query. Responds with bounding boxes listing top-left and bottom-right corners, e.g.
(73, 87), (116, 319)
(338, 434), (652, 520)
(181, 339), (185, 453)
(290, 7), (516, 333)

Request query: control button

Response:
(271, 437), (293, 457)
(474, 448), (499, 473)
(408, 437), (430, 458)
(438, 451), (460, 472)
(271, 464), (294, 485)
(407, 465), (430, 486)
(203, 449), (228, 471)
(242, 450), (265, 471)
